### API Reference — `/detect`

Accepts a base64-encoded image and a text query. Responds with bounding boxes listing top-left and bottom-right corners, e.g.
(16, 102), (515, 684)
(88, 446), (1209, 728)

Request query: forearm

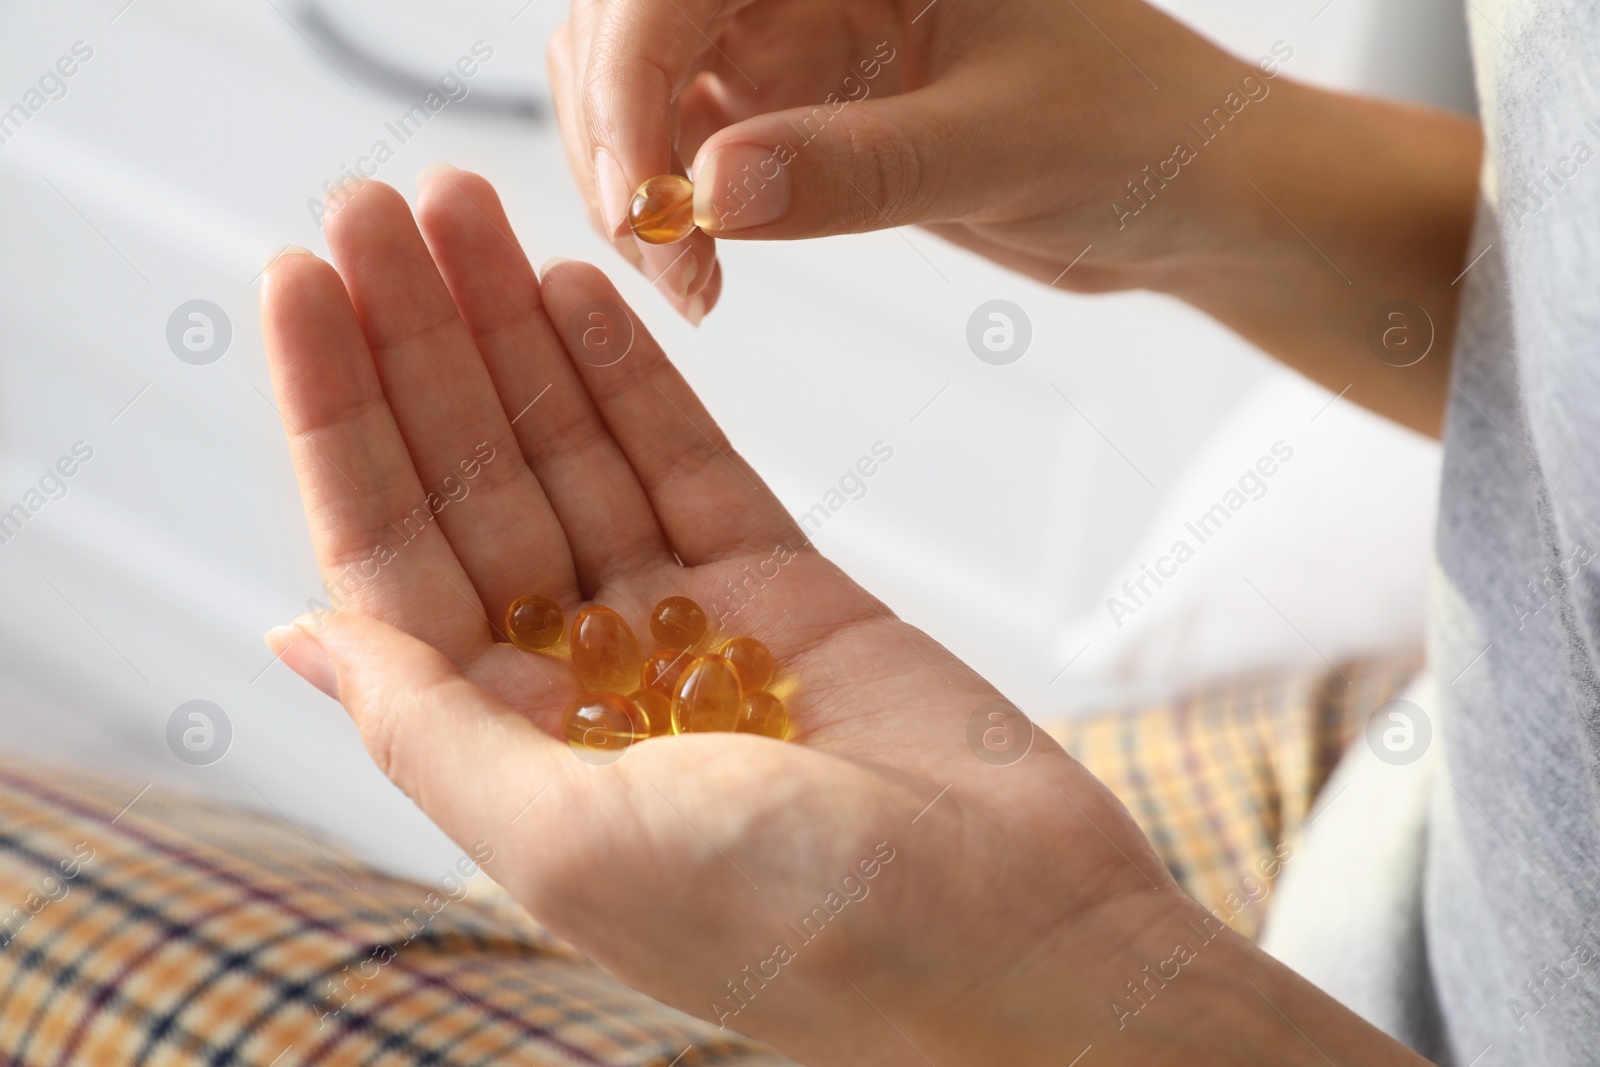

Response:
(916, 890), (1431, 1067)
(1155, 82), (1483, 438)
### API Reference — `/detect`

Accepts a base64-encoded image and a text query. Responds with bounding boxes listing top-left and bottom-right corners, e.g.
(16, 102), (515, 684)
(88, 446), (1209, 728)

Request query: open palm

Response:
(260, 170), (1182, 1066)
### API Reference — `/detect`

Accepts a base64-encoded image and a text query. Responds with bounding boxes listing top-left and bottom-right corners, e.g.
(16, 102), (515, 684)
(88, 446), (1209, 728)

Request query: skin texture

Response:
(260, 172), (1432, 1066)
(553, 0), (1483, 435)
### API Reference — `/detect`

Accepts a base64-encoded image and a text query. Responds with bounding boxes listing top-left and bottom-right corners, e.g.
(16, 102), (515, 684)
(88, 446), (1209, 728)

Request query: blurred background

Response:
(0, 0), (1473, 880)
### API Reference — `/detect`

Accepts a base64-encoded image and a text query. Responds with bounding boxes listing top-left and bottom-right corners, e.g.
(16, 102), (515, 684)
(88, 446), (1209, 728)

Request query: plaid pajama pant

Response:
(0, 652), (1417, 1065)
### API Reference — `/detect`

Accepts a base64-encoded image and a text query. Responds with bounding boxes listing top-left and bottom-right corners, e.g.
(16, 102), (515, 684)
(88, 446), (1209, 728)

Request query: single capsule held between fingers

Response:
(571, 606), (644, 693)
(630, 689), (673, 738)
(563, 692), (650, 752)
(628, 174), (696, 245)
(649, 596), (707, 650)
(505, 594), (565, 651)
(720, 636), (774, 691)
(641, 647), (691, 697)
(737, 691), (790, 740)
(671, 654), (743, 734)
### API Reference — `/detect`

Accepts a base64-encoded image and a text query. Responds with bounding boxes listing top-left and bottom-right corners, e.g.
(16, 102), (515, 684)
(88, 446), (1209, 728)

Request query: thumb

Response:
(265, 611), (568, 842)
(690, 74), (1005, 239)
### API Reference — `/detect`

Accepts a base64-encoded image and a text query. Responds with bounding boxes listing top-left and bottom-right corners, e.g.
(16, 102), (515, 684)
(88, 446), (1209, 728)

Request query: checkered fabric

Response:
(0, 653), (1419, 1064)
(0, 761), (788, 1067)
(1049, 651), (1423, 939)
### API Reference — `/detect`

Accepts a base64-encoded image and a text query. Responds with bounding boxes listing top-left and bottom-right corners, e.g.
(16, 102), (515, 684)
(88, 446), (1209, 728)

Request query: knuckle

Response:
(460, 440), (522, 495)
(357, 671), (475, 808)
(356, 684), (407, 785)
(866, 120), (926, 222)
(581, 44), (672, 142)
(651, 427), (727, 492)
(835, 118), (925, 231)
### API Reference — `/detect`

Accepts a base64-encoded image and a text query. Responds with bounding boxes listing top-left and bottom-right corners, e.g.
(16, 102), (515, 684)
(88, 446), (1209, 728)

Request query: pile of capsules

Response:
(504, 593), (790, 753)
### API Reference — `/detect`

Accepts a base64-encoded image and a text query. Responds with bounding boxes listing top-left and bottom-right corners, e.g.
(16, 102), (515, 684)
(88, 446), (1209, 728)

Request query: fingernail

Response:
(417, 162), (458, 189)
(684, 294), (706, 327)
(262, 245), (315, 270)
(539, 256), (572, 281)
(595, 149), (631, 239)
(264, 623), (340, 701)
(693, 144), (789, 232)
(667, 253), (700, 300)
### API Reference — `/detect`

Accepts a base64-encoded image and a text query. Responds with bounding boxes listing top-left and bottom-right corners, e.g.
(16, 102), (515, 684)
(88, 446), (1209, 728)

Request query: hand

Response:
(552, 0), (1482, 436)
(260, 170), (1429, 1066)
(550, 0), (1280, 295)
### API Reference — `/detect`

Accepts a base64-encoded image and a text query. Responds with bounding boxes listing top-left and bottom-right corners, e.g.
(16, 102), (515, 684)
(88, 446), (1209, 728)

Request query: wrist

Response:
(918, 887), (1429, 1067)
(1155, 77), (1477, 285)
(1140, 78), (1482, 435)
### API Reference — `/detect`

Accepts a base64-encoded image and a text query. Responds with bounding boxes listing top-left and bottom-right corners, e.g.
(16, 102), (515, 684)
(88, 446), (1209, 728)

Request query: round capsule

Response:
(671, 654), (743, 734)
(650, 596), (708, 650)
(630, 689), (672, 738)
(641, 647), (691, 698)
(628, 174), (696, 245)
(720, 636), (774, 691)
(737, 691), (790, 740)
(563, 692), (649, 751)
(505, 595), (565, 651)
(571, 606), (644, 694)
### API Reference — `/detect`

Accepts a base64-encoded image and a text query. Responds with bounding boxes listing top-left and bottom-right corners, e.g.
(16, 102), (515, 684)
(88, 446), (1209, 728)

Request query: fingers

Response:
(549, 18), (646, 278)
(547, 22), (612, 241)
(637, 229), (719, 324)
(691, 70), (1013, 239)
(552, 0), (728, 319)
(259, 252), (491, 662)
(539, 259), (804, 565)
(671, 6), (908, 164)
(578, 0), (738, 229)
(275, 610), (569, 849)
(412, 167), (676, 592)
(322, 181), (584, 630)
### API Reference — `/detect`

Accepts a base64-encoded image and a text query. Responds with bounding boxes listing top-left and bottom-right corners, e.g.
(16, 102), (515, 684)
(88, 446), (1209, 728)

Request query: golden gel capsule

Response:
(641, 647), (690, 697)
(649, 596), (707, 650)
(564, 692), (649, 751)
(720, 636), (774, 691)
(737, 691), (790, 740)
(630, 689), (672, 738)
(571, 606), (643, 694)
(671, 654), (743, 734)
(505, 594), (564, 651)
(628, 174), (696, 245)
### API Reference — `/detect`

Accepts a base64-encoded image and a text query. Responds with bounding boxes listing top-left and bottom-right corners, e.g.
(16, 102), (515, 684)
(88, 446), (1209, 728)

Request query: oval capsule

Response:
(571, 606), (643, 693)
(641, 647), (691, 698)
(505, 594), (565, 651)
(671, 654), (743, 734)
(649, 596), (708, 650)
(720, 636), (774, 691)
(628, 174), (696, 245)
(737, 691), (790, 740)
(563, 692), (650, 752)
(630, 689), (672, 738)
